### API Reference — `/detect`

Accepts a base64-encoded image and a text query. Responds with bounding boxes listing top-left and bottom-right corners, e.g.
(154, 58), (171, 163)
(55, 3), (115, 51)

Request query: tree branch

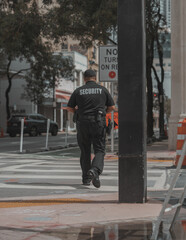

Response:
(107, 37), (117, 45)
(10, 68), (31, 79)
(155, 34), (164, 84)
(151, 65), (160, 85)
(6, 58), (11, 80)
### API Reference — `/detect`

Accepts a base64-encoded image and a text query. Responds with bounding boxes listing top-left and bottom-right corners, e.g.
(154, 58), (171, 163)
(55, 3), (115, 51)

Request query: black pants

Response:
(77, 119), (106, 181)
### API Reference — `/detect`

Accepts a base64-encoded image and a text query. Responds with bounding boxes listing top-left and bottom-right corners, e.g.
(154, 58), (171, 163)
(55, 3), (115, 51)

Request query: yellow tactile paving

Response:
(147, 159), (174, 163)
(105, 155), (174, 162)
(0, 198), (91, 208)
(105, 157), (118, 160)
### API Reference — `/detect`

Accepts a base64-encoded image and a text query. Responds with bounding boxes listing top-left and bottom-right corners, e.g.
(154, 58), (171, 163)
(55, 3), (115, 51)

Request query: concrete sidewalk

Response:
(0, 140), (185, 240)
(147, 139), (176, 161)
(0, 193), (162, 228)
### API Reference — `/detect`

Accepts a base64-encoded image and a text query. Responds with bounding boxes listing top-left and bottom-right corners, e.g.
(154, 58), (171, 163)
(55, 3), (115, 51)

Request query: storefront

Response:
(55, 89), (72, 131)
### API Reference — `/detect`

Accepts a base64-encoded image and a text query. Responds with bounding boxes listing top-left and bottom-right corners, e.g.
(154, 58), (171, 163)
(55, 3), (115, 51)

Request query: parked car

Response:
(7, 114), (58, 137)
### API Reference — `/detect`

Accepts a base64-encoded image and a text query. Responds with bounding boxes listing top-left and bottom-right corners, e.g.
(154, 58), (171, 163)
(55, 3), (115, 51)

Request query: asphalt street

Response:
(0, 138), (185, 200)
(0, 132), (77, 153)
(0, 150), (119, 198)
(0, 147), (185, 200)
(0, 130), (164, 154)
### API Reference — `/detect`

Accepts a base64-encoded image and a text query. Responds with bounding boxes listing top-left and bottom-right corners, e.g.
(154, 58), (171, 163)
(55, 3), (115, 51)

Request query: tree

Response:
(146, 0), (166, 139)
(152, 31), (168, 138)
(23, 53), (74, 104)
(146, 0), (156, 138)
(0, 0), (74, 119)
(0, 50), (6, 70)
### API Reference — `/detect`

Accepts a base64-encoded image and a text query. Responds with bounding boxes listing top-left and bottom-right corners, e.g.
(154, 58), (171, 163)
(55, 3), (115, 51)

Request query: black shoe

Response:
(82, 178), (91, 186)
(88, 169), (101, 188)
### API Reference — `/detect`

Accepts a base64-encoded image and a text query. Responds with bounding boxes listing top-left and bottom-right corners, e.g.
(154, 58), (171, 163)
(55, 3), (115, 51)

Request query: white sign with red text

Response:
(99, 45), (118, 82)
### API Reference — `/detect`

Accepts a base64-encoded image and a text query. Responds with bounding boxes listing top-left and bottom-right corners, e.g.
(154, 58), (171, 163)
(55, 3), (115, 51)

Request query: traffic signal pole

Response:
(118, 0), (147, 203)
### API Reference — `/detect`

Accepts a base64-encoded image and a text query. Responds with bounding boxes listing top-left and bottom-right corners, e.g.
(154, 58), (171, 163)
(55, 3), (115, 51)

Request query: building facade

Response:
(169, 0), (186, 149)
(39, 51), (88, 131)
(160, 0), (171, 29)
(0, 51), (88, 133)
(0, 74), (36, 132)
(0, 58), (36, 132)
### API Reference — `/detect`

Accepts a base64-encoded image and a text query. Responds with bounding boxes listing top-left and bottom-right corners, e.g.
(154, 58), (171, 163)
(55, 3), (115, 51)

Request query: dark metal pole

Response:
(118, 0), (147, 203)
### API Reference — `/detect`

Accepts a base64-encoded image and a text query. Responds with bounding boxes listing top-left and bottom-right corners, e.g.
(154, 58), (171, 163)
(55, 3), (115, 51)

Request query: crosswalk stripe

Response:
(0, 172), (165, 178)
(0, 183), (75, 190)
(0, 155), (177, 193)
(0, 174), (118, 180)
(0, 183), (118, 191)
(1, 169), (118, 173)
(0, 165), (118, 171)
(39, 162), (118, 166)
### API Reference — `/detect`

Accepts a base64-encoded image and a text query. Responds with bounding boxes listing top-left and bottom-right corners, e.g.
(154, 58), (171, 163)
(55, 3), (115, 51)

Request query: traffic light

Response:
(153, 92), (159, 109)
(153, 93), (158, 97)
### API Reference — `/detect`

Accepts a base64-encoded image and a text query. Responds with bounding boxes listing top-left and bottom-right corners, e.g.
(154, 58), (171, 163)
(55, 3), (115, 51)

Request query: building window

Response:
(62, 43), (68, 50)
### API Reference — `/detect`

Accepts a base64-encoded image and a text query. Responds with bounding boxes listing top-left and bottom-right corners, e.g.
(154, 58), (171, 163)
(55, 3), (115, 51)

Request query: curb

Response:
(24, 143), (78, 154)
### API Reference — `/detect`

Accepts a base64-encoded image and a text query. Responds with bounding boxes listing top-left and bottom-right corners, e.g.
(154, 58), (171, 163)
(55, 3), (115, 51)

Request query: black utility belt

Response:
(79, 115), (105, 121)
(79, 115), (97, 120)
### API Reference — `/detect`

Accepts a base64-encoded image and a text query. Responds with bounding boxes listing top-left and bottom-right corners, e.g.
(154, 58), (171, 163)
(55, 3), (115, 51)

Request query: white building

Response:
(0, 59), (36, 132)
(53, 51), (88, 131)
(0, 51), (88, 133)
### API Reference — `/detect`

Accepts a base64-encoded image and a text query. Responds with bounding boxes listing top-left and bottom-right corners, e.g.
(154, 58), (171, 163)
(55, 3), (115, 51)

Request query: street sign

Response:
(99, 45), (118, 82)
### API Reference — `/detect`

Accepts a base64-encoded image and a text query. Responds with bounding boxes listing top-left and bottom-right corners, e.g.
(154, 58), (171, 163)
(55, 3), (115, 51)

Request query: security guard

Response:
(67, 69), (115, 188)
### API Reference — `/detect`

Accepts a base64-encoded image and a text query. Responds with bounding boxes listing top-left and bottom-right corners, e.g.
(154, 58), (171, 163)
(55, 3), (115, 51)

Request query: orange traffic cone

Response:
(175, 118), (186, 166)
(0, 128), (4, 138)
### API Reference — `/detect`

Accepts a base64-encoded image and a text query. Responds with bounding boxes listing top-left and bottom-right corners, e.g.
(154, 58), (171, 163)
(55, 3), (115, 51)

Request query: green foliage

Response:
(0, 1), (44, 59)
(47, 0), (117, 47)
(23, 53), (74, 104)
(0, 50), (7, 73)
(0, 0), (74, 118)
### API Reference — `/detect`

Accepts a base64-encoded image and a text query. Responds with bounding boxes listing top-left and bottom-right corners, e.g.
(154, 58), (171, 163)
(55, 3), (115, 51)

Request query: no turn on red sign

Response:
(99, 45), (118, 82)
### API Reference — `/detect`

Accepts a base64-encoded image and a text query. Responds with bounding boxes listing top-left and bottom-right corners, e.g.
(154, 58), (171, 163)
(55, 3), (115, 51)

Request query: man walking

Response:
(67, 69), (115, 188)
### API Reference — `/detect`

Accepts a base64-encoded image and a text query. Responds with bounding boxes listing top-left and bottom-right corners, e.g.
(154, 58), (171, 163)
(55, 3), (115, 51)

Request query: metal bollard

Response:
(20, 118), (24, 153)
(110, 83), (114, 153)
(111, 112), (114, 153)
(65, 120), (68, 146)
(45, 119), (50, 150)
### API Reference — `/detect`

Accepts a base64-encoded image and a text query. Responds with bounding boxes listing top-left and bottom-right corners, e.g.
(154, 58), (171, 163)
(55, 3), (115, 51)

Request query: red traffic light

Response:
(153, 93), (157, 97)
